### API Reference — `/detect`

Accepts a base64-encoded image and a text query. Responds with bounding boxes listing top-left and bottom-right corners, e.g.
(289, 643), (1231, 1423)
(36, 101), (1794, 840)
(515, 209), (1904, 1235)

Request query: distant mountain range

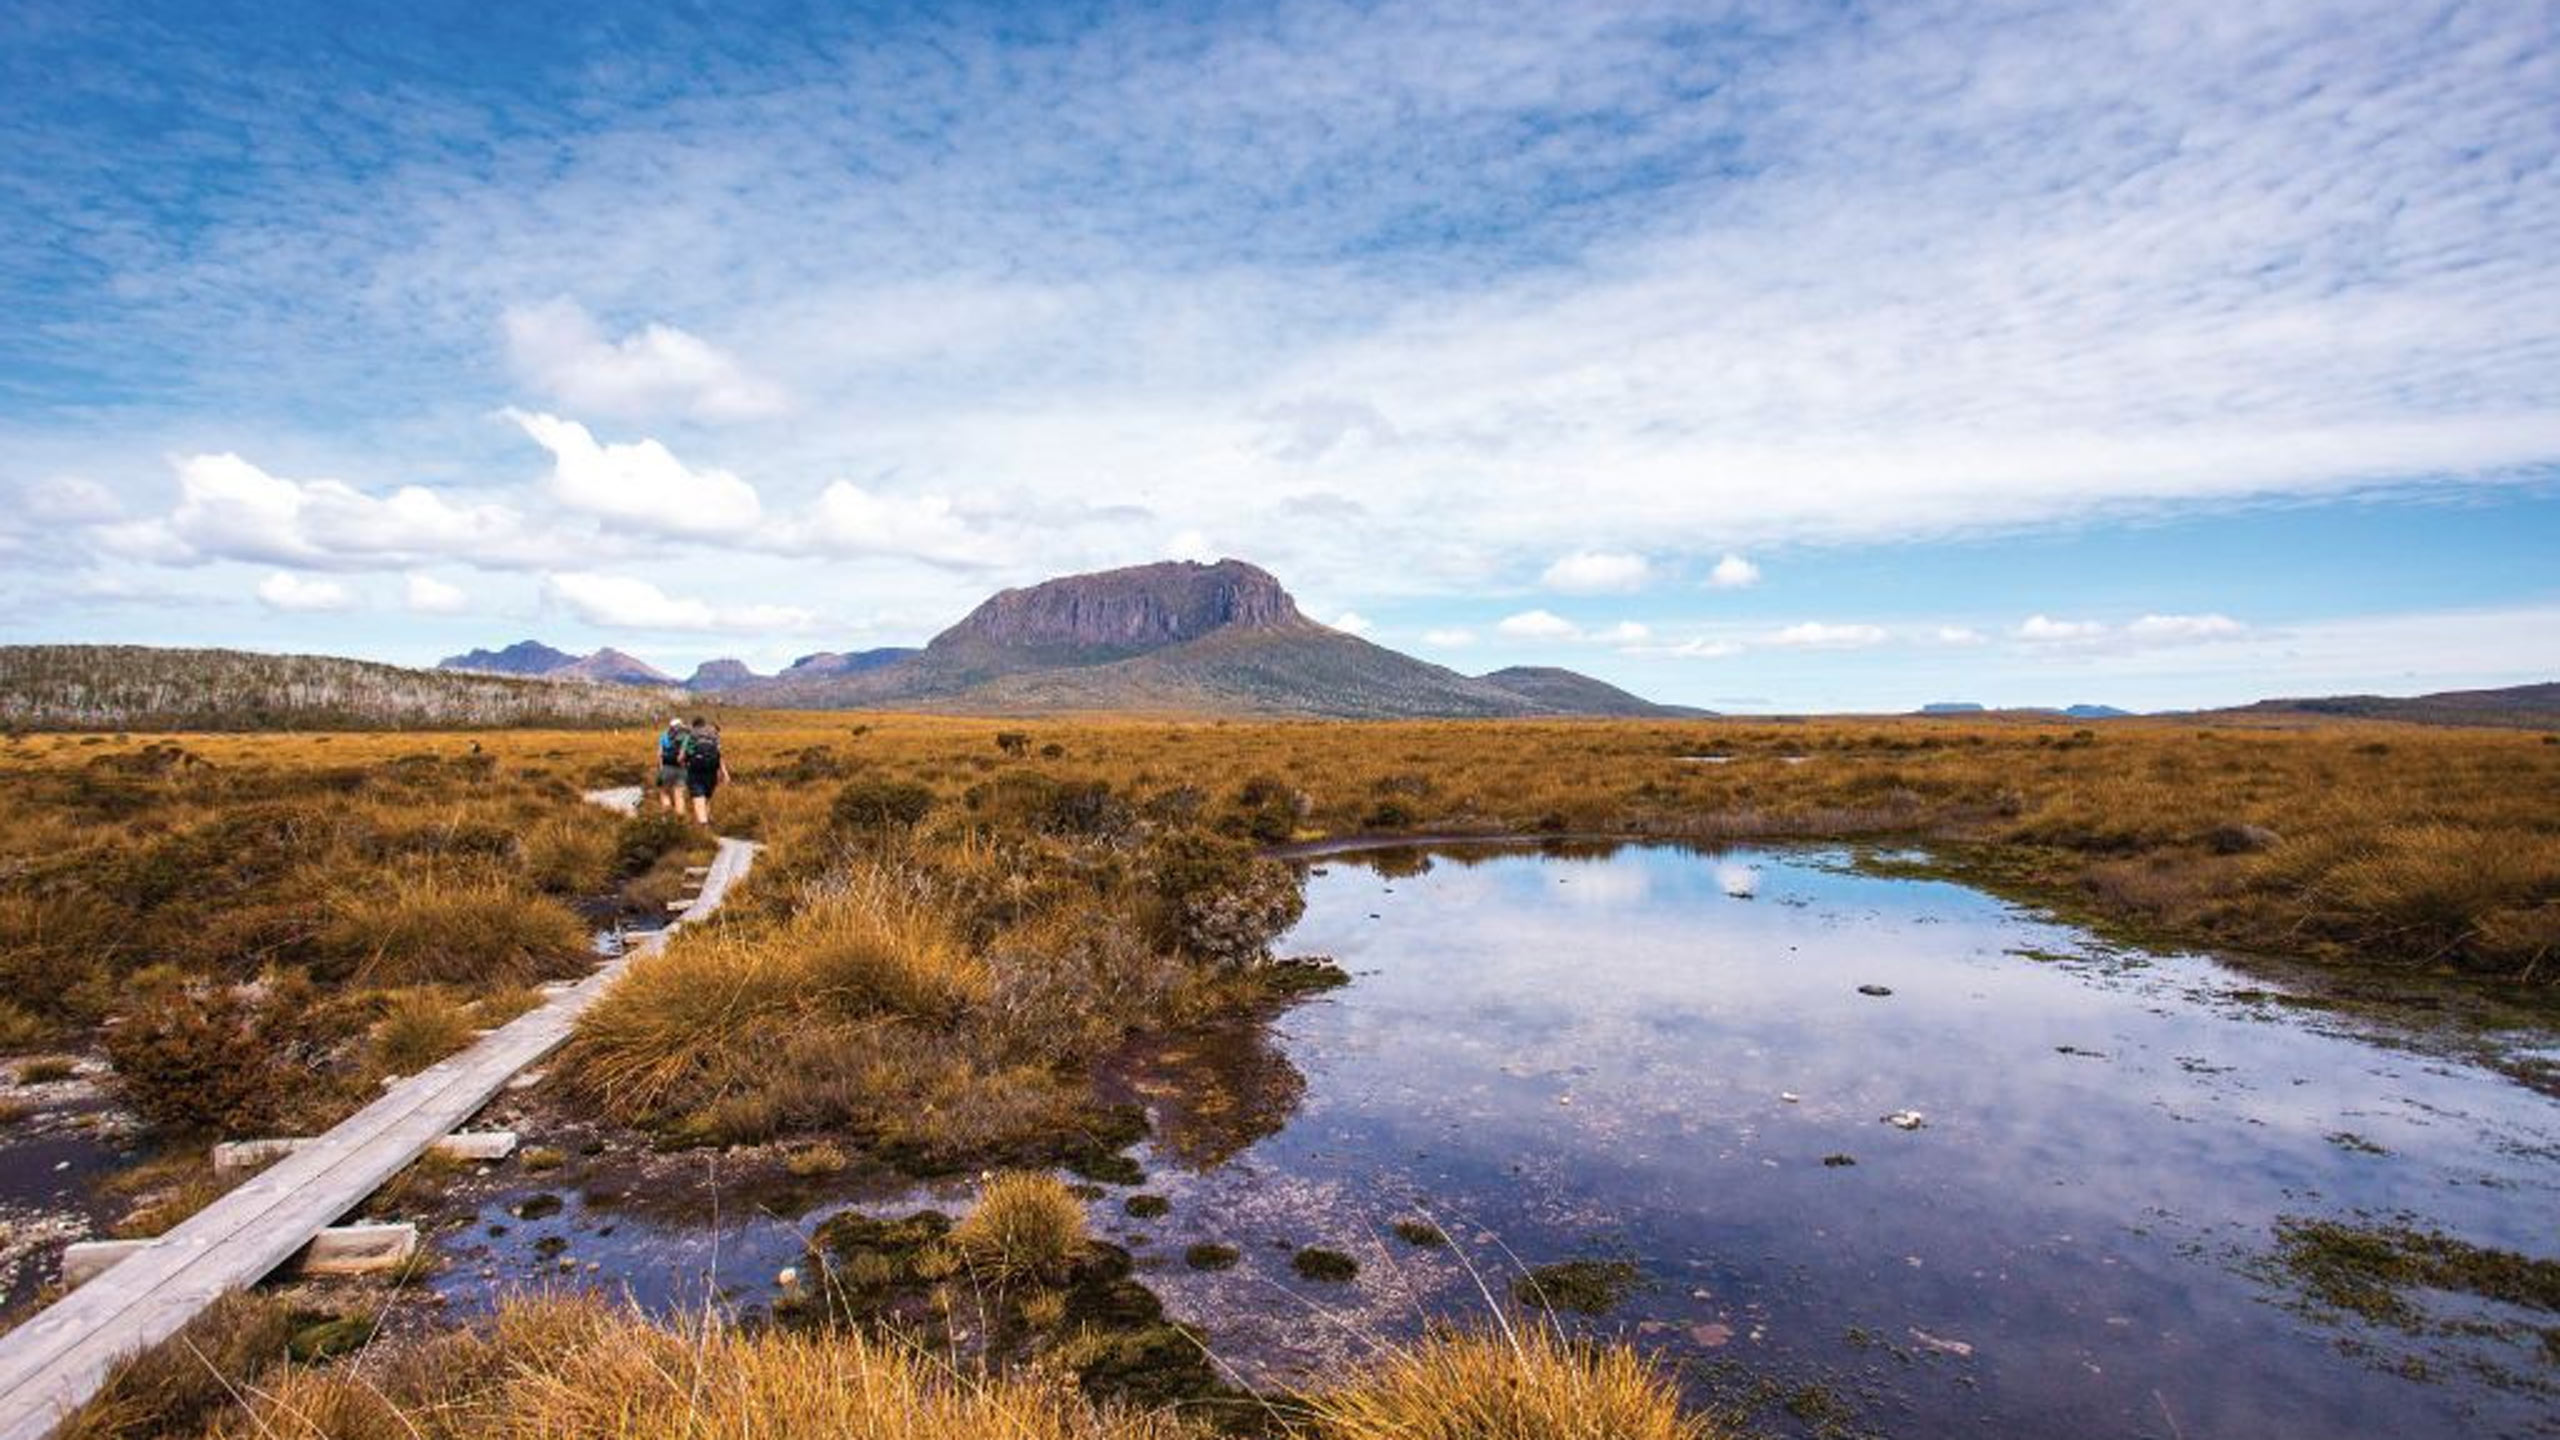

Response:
(2210, 682), (2560, 729)
(441, 559), (1701, 719)
(1919, 702), (2136, 719)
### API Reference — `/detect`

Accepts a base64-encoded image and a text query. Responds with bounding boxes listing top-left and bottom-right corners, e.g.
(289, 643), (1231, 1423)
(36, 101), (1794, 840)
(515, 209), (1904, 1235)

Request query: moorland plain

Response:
(4, 711), (2555, 1437)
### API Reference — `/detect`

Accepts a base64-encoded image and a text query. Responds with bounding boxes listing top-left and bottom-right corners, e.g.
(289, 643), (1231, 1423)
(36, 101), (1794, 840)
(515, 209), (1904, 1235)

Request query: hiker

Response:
(655, 718), (690, 814)
(681, 716), (730, 826)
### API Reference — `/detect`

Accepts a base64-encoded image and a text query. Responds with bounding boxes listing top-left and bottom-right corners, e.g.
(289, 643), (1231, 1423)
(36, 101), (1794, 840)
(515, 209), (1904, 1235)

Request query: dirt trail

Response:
(0, 790), (755, 1440)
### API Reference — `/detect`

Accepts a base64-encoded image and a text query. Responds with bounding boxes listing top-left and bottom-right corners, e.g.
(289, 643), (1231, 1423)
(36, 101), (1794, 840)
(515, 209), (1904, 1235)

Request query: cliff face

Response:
(928, 559), (1309, 657)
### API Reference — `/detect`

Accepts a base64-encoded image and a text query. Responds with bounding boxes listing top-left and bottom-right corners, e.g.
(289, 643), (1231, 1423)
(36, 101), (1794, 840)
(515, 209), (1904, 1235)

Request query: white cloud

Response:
(2126, 612), (2246, 643)
(255, 571), (354, 612)
(1599, 621), (1651, 644)
(1541, 551), (1650, 595)
(1421, 627), (1476, 647)
(405, 573), (469, 614)
(1771, 622), (1887, 648)
(99, 453), (531, 570)
(1642, 638), (1744, 659)
(1705, 554), (1761, 590)
(21, 476), (123, 525)
(509, 410), (762, 539)
(1331, 610), (1374, 636)
(547, 568), (819, 630)
(546, 571), (818, 634)
(788, 481), (1004, 567)
(1496, 609), (1581, 640)
(504, 297), (787, 422)
(2017, 615), (2109, 643)
(1165, 530), (1219, 563)
(1934, 625), (1985, 645)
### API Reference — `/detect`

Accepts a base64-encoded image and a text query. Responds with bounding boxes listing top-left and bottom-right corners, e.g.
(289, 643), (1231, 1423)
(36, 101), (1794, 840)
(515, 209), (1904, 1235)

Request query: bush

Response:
(830, 778), (937, 833)
(105, 971), (342, 1137)
(950, 1171), (1087, 1285)
(1143, 833), (1306, 969)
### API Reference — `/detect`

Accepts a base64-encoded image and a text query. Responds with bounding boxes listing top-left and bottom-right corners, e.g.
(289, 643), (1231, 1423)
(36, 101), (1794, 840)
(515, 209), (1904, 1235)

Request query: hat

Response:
(668, 717), (684, 727)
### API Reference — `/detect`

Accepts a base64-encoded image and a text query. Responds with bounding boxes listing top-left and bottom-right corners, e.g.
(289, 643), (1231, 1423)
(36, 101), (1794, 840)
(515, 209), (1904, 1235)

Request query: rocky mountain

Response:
(770, 647), (918, 683)
(554, 647), (674, 686)
(733, 559), (1694, 718)
(438, 639), (578, 676)
(440, 640), (672, 688)
(685, 659), (762, 692)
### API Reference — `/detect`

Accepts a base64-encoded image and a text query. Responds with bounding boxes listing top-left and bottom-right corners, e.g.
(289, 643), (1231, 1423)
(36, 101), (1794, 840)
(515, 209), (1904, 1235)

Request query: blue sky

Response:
(3, 0), (2556, 711)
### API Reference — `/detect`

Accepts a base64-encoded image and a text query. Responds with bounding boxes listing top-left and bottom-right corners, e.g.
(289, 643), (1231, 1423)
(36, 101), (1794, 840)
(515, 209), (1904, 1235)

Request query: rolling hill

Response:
(0, 645), (678, 731)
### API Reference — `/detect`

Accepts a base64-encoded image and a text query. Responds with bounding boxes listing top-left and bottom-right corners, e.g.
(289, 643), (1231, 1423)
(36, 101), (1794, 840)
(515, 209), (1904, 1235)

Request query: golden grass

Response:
(322, 870), (590, 988)
(1309, 1324), (1710, 1440)
(81, 1293), (1732, 1440)
(201, 1295), (1196, 1440)
(949, 1170), (1089, 1284)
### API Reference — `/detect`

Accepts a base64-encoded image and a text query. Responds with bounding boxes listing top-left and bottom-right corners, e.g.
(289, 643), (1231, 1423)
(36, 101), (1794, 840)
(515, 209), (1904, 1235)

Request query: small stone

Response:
(1883, 1110), (1926, 1130)
(1857, 984), (1893, 997)
(1779, 1092), (1801, 1103)
(1690, 1322), (1734, 1348)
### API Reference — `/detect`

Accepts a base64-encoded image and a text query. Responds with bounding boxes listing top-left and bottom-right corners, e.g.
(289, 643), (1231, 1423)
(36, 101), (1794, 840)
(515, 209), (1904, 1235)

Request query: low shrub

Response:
(104, 971), (347, 1137)
(830, 778), (937, 833)
(1141, 833), (1305, 969)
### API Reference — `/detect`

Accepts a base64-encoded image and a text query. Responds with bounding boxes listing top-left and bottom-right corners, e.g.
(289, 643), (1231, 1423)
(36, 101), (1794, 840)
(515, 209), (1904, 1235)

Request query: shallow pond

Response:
(1104, 843), (2560, 1438)
(430, 843), (2560, 1437)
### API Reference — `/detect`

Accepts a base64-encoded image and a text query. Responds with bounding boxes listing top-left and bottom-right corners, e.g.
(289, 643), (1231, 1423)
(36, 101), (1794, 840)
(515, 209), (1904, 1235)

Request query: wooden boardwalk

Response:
(0, 790), (754, 1440)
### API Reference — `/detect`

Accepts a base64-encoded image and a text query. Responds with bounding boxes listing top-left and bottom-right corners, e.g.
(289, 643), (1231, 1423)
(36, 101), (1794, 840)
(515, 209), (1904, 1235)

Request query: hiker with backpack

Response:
(655, 718), (690, 814)
(680, 716), (730, 825)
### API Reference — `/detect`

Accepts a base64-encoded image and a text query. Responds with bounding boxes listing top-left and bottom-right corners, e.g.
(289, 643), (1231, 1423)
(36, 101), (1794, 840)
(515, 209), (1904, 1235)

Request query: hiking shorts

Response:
(685, 769), (720, 799)
(657, 763), (684, 788)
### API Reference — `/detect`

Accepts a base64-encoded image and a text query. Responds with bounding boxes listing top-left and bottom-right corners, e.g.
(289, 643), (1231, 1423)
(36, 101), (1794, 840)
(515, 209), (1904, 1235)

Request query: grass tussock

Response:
(93, 1293), (1728, 1440)
(194, 1295), (1193, 1440)
(1307, 1324), (1710, 1440)
(321, 871), (590, 988)
(950, 1171), (1088, 1284)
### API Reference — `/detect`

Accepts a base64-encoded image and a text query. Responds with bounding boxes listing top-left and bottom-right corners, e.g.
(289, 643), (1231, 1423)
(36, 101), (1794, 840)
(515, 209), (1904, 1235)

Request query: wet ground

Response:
(416, 843), (2560, 1437)
(1101, 843), (2560, 1438)
(0, 1061), (142, 1315)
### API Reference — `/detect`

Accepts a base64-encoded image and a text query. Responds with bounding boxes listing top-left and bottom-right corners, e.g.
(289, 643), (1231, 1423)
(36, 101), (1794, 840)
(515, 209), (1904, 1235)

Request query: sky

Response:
(2, 0), (2556, 712)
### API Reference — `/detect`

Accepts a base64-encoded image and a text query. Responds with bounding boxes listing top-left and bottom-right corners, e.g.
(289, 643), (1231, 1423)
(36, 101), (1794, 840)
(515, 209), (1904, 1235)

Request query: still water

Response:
(1106, 843), (2560, 1438)
(435, 843), (2560, 1436)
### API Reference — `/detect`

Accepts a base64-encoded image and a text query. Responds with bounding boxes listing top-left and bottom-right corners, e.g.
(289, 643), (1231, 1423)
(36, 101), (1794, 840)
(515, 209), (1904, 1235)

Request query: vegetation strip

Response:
(0, 790), (755, 1440)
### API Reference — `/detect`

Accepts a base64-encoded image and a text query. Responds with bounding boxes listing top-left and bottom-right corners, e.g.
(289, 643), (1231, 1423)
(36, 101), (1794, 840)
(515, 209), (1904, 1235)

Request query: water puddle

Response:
(1100, 843), (2560, 1438)
(425, 843), (2560, 1437)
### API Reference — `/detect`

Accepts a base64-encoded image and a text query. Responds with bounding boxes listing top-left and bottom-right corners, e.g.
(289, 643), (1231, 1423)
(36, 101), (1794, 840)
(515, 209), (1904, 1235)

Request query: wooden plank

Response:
(212, 1131), (517, 1174)
(0, 794), (756, 1440)
(63, 1225), (419, 1289)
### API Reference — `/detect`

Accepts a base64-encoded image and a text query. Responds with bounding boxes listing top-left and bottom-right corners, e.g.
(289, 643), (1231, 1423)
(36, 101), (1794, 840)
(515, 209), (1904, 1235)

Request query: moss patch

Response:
(1122, 1193), (1170, 1219)
(1513, 1258), (1645, 1314)
(1291, 1247), (1359, 1283)
(1391, 1219), (1448, 1248)
(1184, 1242), (1240, 1271)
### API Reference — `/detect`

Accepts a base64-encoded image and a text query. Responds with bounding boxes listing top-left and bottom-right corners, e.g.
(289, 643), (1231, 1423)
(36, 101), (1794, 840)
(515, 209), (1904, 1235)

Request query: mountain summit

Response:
(740, 558), (1695, 718)
(942, 559), (1308, 656)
